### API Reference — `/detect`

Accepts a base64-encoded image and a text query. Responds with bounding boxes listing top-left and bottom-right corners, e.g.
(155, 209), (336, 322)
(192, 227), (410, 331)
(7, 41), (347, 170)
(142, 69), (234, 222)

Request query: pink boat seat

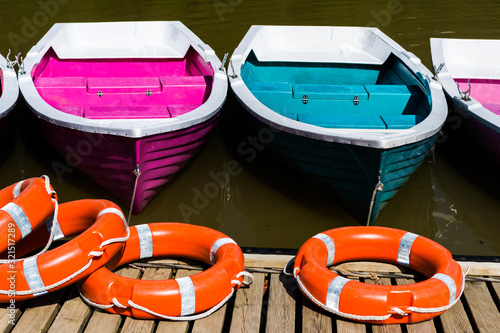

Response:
(87, 77), (162, 94)
(56, 106), (84, 116)
(160, 76), (208, 104)
(481, 103), (500, 116)
(84, 105), (171, 119)
(167, 104), (200, 117)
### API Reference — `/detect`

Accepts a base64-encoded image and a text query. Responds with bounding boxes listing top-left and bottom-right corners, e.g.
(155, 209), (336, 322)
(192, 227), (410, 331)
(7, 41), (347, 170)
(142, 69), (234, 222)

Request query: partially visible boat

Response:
(19, 22), (227, 213)
(431, 38), (500, 165)
(0, 52), (19, 136)
(229, 26), (447, 225)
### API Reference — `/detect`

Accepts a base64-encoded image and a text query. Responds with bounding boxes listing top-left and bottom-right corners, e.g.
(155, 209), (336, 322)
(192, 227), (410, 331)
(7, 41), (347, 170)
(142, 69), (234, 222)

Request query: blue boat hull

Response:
(245, 116), (437, 224)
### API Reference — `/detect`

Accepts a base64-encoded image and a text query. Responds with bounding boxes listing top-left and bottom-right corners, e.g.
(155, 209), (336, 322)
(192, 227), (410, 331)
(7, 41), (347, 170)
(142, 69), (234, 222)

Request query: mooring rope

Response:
(366, 177), (384, 226)
(127, 165), (141, 225)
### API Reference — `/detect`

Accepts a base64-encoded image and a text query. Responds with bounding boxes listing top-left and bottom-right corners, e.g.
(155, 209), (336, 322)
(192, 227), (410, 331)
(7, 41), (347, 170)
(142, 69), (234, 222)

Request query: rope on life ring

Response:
(79, 223), (252, 320)
(0, 176), (58, 253)
(293, 226), (465, 324)
(0, 199), (129, 301)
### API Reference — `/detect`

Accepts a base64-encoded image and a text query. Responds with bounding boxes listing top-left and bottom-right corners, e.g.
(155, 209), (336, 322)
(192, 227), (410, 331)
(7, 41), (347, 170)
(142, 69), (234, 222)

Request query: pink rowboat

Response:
(0, 52), (19, 136)
(19, 22), (228, 213)
(431, 38), (500, 165)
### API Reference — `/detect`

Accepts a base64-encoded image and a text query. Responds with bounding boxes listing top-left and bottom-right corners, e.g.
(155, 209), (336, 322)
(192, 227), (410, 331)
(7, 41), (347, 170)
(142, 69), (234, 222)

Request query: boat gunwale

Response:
(18, 21), (228, 139)
(431, 37), (500, 134)
(229, 26), (447, 149)
(0, 54), (19, 119)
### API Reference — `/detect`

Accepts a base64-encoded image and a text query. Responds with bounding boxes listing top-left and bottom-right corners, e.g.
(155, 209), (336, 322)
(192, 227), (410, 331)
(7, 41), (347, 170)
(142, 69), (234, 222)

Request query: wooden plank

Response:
(463, 281), (500, 332)
(12, 289), (65, 333)
(458, 261), (500, 277)
(265, 273), (295, 333)
(191, 299), (227, 333)
(244, 254), (294, 269)
(155, 269), (201, 333)
(84, 266), (142, 333)
(439, 296), (473, 333)
(365, 278), (402, 333)
(229, 272), (265, 333)
(120, 266), (173, 333)
(0, 300), (25, 332)
(302, 299), (332, 333)
(47, 286), (91, 333)
(395, 278), (436, 333)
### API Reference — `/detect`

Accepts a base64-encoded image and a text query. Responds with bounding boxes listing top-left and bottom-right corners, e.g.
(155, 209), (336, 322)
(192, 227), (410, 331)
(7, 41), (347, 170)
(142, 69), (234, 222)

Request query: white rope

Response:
(112, 298), (128, 309)
(127, 289), (235, 321)
(295, 268), (469, 321)
(282, 258), (295, 276)
(0, 233), (129, 296)
(235, 271), (254, 286)
(0, 197), (60, 264)
(295, 274), (392, 321)
(78, 285), (114, 310)
(80, 270), (249, 321)
(406, 268), (468, 314)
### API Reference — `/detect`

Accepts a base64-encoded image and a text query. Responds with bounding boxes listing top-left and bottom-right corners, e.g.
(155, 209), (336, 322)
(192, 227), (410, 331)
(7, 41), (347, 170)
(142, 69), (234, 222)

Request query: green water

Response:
(0, 0), (499, 256)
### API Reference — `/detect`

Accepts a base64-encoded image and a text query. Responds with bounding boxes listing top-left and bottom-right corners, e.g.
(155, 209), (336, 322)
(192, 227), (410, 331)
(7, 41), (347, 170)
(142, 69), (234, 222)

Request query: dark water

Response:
(0, 0), (499, 255)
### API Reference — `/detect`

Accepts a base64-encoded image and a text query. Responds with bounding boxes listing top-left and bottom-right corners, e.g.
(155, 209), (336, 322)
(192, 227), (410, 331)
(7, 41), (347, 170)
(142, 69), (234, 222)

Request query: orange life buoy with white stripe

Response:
(0, 199), (129, 302)
(79, 223), (247, 320)
(293, 226), (464, 324)
(0, 176), (57, 252)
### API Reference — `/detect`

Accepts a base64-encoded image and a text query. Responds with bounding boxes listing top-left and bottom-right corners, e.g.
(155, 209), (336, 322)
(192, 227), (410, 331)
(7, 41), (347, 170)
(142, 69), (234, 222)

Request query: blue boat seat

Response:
(381, 115), (424, 129)
(292, 84), (368, 100)
(298, 114), (387, 129)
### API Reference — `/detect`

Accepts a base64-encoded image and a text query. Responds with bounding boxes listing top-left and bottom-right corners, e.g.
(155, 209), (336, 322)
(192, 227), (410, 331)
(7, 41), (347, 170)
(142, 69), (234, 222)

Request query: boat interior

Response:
(242, 52), (431, 129)
(32, 47), (214, 119)
(456, 78), (500, 115)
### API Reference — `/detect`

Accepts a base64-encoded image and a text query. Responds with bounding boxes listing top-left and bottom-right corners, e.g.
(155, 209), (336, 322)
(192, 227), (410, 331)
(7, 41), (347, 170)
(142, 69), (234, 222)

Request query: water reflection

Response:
(0, 0), (498, 254)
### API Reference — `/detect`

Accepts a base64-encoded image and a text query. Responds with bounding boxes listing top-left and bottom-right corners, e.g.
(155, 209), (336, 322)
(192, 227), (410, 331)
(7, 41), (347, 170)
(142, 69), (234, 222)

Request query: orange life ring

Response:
(79, 223), (246, 320)
(0, 199), (128, 302)
(0, 176), (57, 252)
(293, 226), (464, 324)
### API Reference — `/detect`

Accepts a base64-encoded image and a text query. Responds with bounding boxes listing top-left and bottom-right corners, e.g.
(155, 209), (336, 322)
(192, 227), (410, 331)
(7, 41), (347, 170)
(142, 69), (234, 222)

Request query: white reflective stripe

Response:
(176, 277), (196, 316)
(135, 224), (153, 259)
(432, 273), (457, 304)
(1, 202), (31, 239)
(45, 213), (65, 240)
(98, 208), (127, 227)
(210, 238), (236, 264)
(23, 257), (47, 296)
(313, 233), (335, 266)
(13, 180), (25, 198)
(397, 232), (419, 267)
(326, 276), (350, 311)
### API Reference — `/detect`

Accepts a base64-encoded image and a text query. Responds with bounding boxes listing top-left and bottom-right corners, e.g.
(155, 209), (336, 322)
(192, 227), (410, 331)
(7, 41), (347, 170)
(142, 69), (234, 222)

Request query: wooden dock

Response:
(2, 253), (500, 333)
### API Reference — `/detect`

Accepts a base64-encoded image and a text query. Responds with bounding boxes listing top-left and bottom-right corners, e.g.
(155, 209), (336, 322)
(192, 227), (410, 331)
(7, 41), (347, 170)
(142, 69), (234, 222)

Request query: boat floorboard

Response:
(3, 254), (500, 333)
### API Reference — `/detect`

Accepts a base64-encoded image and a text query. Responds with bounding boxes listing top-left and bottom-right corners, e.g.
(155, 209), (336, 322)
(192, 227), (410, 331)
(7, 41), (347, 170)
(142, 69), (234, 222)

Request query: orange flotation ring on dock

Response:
(79, 223), (248, 320)
(293, 226), (464, 324)
(0, 176), (57, 252)
(0, 199), (129, 302)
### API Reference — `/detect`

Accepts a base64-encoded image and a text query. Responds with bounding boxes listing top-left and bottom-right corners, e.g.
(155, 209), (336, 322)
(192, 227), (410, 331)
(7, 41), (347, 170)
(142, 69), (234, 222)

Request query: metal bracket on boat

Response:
(6, 50), (17, 69)
(146, 90), (152, 96)
(15, 53), (25, 75)
(97, 91), (103, 97)
(433, 63), (444, 80)
(229, 59), (238, 79)
(456, 79), (471, 101)
(219, 53), (228, 72)
(302, 95), (309, 104)
(353, 96), (360, 106)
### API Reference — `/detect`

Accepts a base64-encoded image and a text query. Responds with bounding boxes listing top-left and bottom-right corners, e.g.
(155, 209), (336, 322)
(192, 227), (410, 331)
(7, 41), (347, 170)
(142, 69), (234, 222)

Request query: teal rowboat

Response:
(229, 26), (447, 224)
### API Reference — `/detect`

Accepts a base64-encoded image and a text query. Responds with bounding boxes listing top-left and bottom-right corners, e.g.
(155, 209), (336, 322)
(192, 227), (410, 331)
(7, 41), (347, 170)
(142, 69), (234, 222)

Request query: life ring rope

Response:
(79, 270), (254, 321)
(295, 269), (468, 321)
(293, 227), (466, 324)
(0, 176), (59, 264)
(0, 207), (129, 297)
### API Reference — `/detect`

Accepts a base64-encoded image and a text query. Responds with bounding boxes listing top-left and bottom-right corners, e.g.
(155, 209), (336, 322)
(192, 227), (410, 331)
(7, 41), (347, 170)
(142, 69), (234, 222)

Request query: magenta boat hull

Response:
(38, 113), (219, 213)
